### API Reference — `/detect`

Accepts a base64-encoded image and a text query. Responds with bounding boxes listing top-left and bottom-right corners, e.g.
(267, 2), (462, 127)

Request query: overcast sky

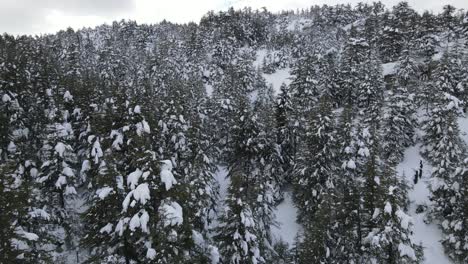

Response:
(1, 0), (467, 35)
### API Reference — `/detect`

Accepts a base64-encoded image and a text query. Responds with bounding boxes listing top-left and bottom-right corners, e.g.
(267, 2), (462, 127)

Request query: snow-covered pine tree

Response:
(396, 45), (419, 93)
(83, 90), (186, 263)
(332, 105), (363, 263)
(363, 163), (423, 263)
(417, 11), (439, 62)
(339, 27), (371, 107)
(215, 99), (276, 264)
(251, 78), (280, 261)
(294, 98), (339, 264)
(183, 96), (220, 262)
(275, 83), (295, 186)
(289, 52), (321, 113)
(81, 97), (123, 263)
(435, 51), (465, 102)
(0, 45), (52, 262)
(378, 2), (418, 63)
(441, 158), (468, 262)
(382, 47), (418, 165)
(439, 5), (458, 43)
(382, 87), (416, 165)
(215, 172), (262, 264)
(157, 71), (220, 262)
(357, 49), (384, 125)
(356, 123), (422, 263)
(317, 49), (340, 107)
(37, 88), (79, 255)
(294, 95), (337, 222)
(422, 74), (466, 247)
(210, 47), (256, 160)
(296, 189), (336, 264)
(0, 92), (33, 262)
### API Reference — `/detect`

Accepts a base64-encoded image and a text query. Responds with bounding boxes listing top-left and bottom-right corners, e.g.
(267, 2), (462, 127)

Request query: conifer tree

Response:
(332, 105), (363, 263)
(383, 48), (417, 165)
(0, 47), (52, 262)
(215, 100), (276, 263)
(294, 95), (337, 222)
(441, 158), (468, 262)
(363, 165), (423, 263)
(339, 28), (371, 107)
(82, 91), (185, 263)
(422, 85), (465, 248)
(275, 84), (295, 185)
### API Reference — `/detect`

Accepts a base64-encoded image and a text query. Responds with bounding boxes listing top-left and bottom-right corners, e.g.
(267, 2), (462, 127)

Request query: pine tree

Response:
(82, 92), (185, 263)
(332, 105), (363, 263)
(215, 100), (276, 263)
(339, 28), (371, 107)
(378, 2), (418, 62)
(383, 49), (417, 165)
(296, 190), (336, 264)
(0, 43), (52, 262)
(36, 88), (79, 255)
(363, 165), (423, 263)
(441, 158), (468, 262)
(294, 95), (337, 222)
(274, 83), (295, 186)
(357, 50), (384, 125)
(215, 174), (263, 264)
(417, 11), (439, 62)
(422, 86), (465, 244)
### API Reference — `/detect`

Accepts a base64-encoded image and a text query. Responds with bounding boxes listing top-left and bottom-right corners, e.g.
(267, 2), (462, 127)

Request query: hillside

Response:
(1, 2), (468, 263)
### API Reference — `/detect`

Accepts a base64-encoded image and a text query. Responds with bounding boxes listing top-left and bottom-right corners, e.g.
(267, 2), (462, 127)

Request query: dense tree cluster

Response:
(1, 2), (468, 263)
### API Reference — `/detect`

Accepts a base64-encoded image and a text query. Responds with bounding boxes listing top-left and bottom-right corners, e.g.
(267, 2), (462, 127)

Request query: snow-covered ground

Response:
(272, 190), (301, 246)
(393, 114), (468, 264)
(382, 61), (398, 76)
(264, 67), (292, 95)
(254, 49), (292, 95)
(397, 144), (452, 264)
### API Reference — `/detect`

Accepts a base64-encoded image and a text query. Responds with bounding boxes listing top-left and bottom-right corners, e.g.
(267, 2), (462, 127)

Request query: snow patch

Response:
(20, 231), (39, 241)
(2, 93), (11, 102)
(160, 160), (177, 190)
(63, 91), (73, 102)
(397, 144), (452, 264)
(99, 223), (113, 234)
(272, 191), (301, 247)
(263, 67), (292, 95)
(382, 62), (398, 76)
(96, 187), (113, 200)
(160, 201), (183, 227)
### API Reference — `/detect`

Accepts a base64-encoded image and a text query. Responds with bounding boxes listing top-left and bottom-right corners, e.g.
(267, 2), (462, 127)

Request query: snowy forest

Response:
(1, 1), (468, 263)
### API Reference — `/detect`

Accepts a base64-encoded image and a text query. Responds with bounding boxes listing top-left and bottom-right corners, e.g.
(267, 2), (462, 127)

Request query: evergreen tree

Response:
(441, 158), (468, 262)
(363, 164), (423, 263)
(339, 28), (371, 107)
(294, 96), (337, 222)
(215, 100), (276, 263)
(274, 83), (295, 185)
(422, 86), (466, 247)
(383, 48), (418, 165)
(0, 43), (52, 262)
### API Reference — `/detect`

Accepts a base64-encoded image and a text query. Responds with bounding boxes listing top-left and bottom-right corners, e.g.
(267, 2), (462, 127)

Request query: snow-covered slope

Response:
(397, 144), (452, 264)
(254, 49), (292, 95)
(213, 48), (463, 260)
(272, 191), (301, 246)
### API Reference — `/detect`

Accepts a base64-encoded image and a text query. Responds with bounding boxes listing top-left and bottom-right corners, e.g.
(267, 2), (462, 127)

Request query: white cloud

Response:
(1, 0), (467, 35)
